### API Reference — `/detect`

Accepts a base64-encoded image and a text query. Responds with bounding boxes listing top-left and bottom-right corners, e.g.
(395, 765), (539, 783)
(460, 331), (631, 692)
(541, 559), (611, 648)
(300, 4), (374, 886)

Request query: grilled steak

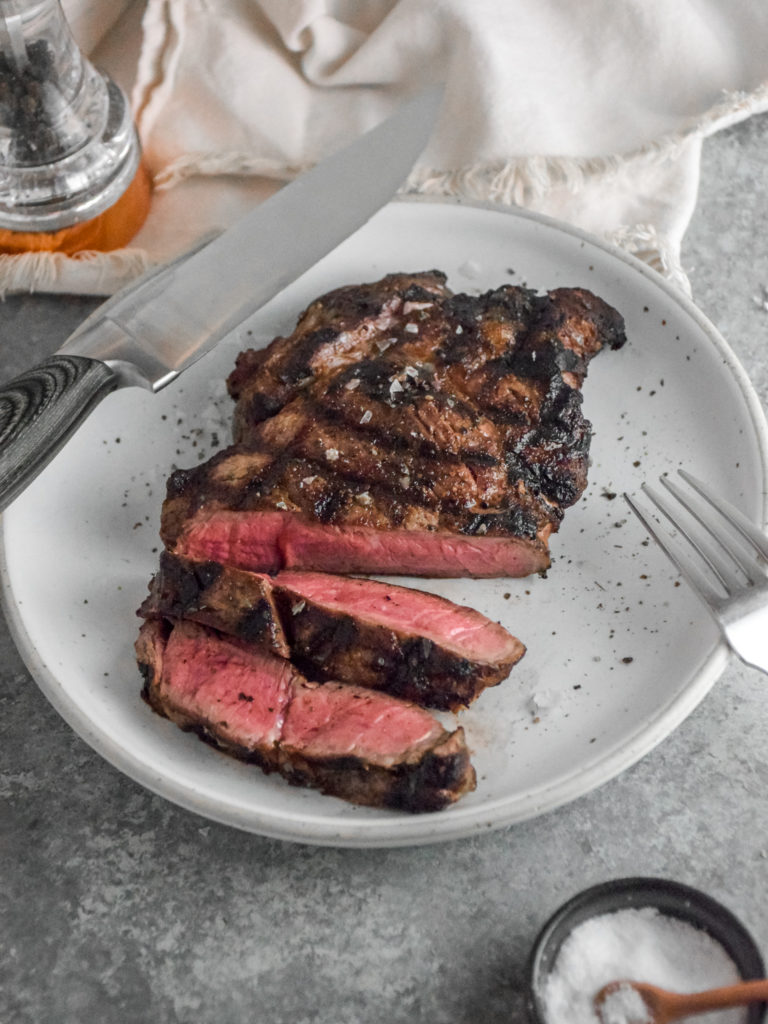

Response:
(136, 618), (476, 812)
(139, 551), (290, 658)
(139, 552), (525, 710)
(161, 271), (625, 577)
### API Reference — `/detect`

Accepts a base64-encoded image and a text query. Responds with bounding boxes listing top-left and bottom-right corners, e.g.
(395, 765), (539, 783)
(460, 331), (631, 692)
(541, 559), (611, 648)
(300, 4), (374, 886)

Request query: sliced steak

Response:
(161, 272), (625, 578)
(272, 567), (524, 711)
(136, 617), (292, 764)
(136, 618), (476, 812)
(139, 552), (525, 710)
(138, 550), (289, 657)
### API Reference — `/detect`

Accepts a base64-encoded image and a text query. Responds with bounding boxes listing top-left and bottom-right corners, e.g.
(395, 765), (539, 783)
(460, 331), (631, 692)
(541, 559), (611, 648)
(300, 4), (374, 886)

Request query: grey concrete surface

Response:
(1, 113), (767, 1024)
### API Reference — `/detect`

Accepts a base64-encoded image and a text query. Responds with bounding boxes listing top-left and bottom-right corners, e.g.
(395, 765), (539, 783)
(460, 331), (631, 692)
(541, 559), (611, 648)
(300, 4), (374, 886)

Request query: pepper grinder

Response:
(0, 0), (150, 254)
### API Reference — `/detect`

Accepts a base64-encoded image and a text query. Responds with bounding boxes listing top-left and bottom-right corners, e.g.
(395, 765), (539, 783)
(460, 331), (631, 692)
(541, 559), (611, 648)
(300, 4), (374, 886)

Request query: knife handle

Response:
(0, 355), (120, 512)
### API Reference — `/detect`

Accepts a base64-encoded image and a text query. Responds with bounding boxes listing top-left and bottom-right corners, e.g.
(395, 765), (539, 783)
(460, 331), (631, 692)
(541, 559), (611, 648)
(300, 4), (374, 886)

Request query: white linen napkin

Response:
(2, 0), (767, 297)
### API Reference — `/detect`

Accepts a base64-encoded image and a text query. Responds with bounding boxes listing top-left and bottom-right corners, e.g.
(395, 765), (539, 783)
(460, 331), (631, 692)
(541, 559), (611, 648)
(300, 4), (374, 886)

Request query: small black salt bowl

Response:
(525, 877), (766, 1024)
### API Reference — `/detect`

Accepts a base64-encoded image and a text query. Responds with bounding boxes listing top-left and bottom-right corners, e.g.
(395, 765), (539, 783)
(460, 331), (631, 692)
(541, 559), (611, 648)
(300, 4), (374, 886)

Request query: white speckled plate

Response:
(2, 198), (767, 847)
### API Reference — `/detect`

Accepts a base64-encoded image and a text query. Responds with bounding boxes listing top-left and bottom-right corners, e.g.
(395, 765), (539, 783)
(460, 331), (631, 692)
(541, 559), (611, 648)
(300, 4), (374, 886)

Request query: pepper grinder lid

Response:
(0, 0), (146, 242)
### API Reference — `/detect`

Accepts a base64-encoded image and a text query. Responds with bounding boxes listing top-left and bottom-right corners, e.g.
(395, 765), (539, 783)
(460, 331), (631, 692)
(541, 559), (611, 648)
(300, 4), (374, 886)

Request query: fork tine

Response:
(678, 469), (768, 561)
(624, 491), (725, 607)
(642, 481), (745, 595)
(659, 474), (763, 586)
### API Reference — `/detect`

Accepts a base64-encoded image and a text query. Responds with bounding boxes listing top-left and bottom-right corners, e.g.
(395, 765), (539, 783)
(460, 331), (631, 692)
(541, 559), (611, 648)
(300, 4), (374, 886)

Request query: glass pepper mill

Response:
(0, 0), (150, 254)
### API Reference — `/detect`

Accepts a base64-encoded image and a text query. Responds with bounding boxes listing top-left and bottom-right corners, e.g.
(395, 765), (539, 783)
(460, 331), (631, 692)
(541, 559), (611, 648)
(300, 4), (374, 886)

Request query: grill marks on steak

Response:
(162, 401), (550, 561)
(227, 271), (450, 429)
(140, 552), (525, 710)
(137, 618), (476, 812)
(139, 552), (289, 657)
(161, 273), (624, 577)
(138, 271), (626, 810)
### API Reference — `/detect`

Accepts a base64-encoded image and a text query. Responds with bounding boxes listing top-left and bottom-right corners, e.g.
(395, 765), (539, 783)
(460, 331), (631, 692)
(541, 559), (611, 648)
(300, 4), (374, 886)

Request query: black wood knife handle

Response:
(0, 355), (120, 512)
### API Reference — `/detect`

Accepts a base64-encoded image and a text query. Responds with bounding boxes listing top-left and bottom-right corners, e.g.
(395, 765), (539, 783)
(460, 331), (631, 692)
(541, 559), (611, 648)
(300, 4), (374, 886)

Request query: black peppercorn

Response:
(0, 39), (69, 165)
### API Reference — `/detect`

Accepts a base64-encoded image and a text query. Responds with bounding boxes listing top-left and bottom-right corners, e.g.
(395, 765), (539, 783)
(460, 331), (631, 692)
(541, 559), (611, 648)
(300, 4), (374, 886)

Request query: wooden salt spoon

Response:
(594, 978), (768, 1023)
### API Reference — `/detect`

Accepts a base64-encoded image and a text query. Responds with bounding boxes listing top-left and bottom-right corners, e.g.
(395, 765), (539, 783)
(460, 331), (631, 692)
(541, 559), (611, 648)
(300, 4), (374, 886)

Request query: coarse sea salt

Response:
(539, 906), (746, 1024)
(599, 984), (652, 1024)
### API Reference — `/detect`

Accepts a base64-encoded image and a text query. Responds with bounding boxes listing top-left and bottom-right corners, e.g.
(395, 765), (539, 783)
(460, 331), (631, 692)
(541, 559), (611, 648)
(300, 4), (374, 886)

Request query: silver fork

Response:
(625, 469), (768, 674)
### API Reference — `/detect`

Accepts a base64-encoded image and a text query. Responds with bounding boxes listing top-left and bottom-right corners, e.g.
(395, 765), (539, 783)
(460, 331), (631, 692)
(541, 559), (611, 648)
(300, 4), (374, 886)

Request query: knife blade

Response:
(0, 84), (443, 511)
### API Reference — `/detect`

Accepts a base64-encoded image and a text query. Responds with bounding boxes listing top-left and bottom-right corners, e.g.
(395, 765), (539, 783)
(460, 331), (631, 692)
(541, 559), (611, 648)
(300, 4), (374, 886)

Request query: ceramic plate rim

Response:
(2, 196), (767, 847)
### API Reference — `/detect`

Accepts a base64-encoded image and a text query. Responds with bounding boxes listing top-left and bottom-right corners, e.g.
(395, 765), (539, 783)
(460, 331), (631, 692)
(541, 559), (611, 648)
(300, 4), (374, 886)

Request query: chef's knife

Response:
(0, 85), (443, 511)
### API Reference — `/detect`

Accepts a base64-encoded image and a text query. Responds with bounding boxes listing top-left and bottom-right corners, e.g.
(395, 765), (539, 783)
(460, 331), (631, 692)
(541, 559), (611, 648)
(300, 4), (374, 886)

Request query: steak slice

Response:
(139, 552), (525, 710)
(136, 618), (476, 812)
(138, 550), (290, 658)
(161, 272), (626, 577)
(136, 617), (293, 759)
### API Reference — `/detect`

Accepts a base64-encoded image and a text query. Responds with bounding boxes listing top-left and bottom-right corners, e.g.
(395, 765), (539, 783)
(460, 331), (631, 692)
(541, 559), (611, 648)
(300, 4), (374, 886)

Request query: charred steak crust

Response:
(160, 272), (626, 578)
(275, 725), (474, 814)
(139, 550), (290, 658)
(226, 270), (451, 428)
(140, 552), (525, 711)
(136, 271), (626, 810)
(136, 618), (476, 812)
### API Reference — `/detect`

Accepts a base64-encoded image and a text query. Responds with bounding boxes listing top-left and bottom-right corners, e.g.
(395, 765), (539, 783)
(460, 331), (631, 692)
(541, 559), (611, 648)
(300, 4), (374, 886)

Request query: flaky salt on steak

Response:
(139, 552), (525, 710)
(136, 618), (476, 812)
(161, 271), (625, 577)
